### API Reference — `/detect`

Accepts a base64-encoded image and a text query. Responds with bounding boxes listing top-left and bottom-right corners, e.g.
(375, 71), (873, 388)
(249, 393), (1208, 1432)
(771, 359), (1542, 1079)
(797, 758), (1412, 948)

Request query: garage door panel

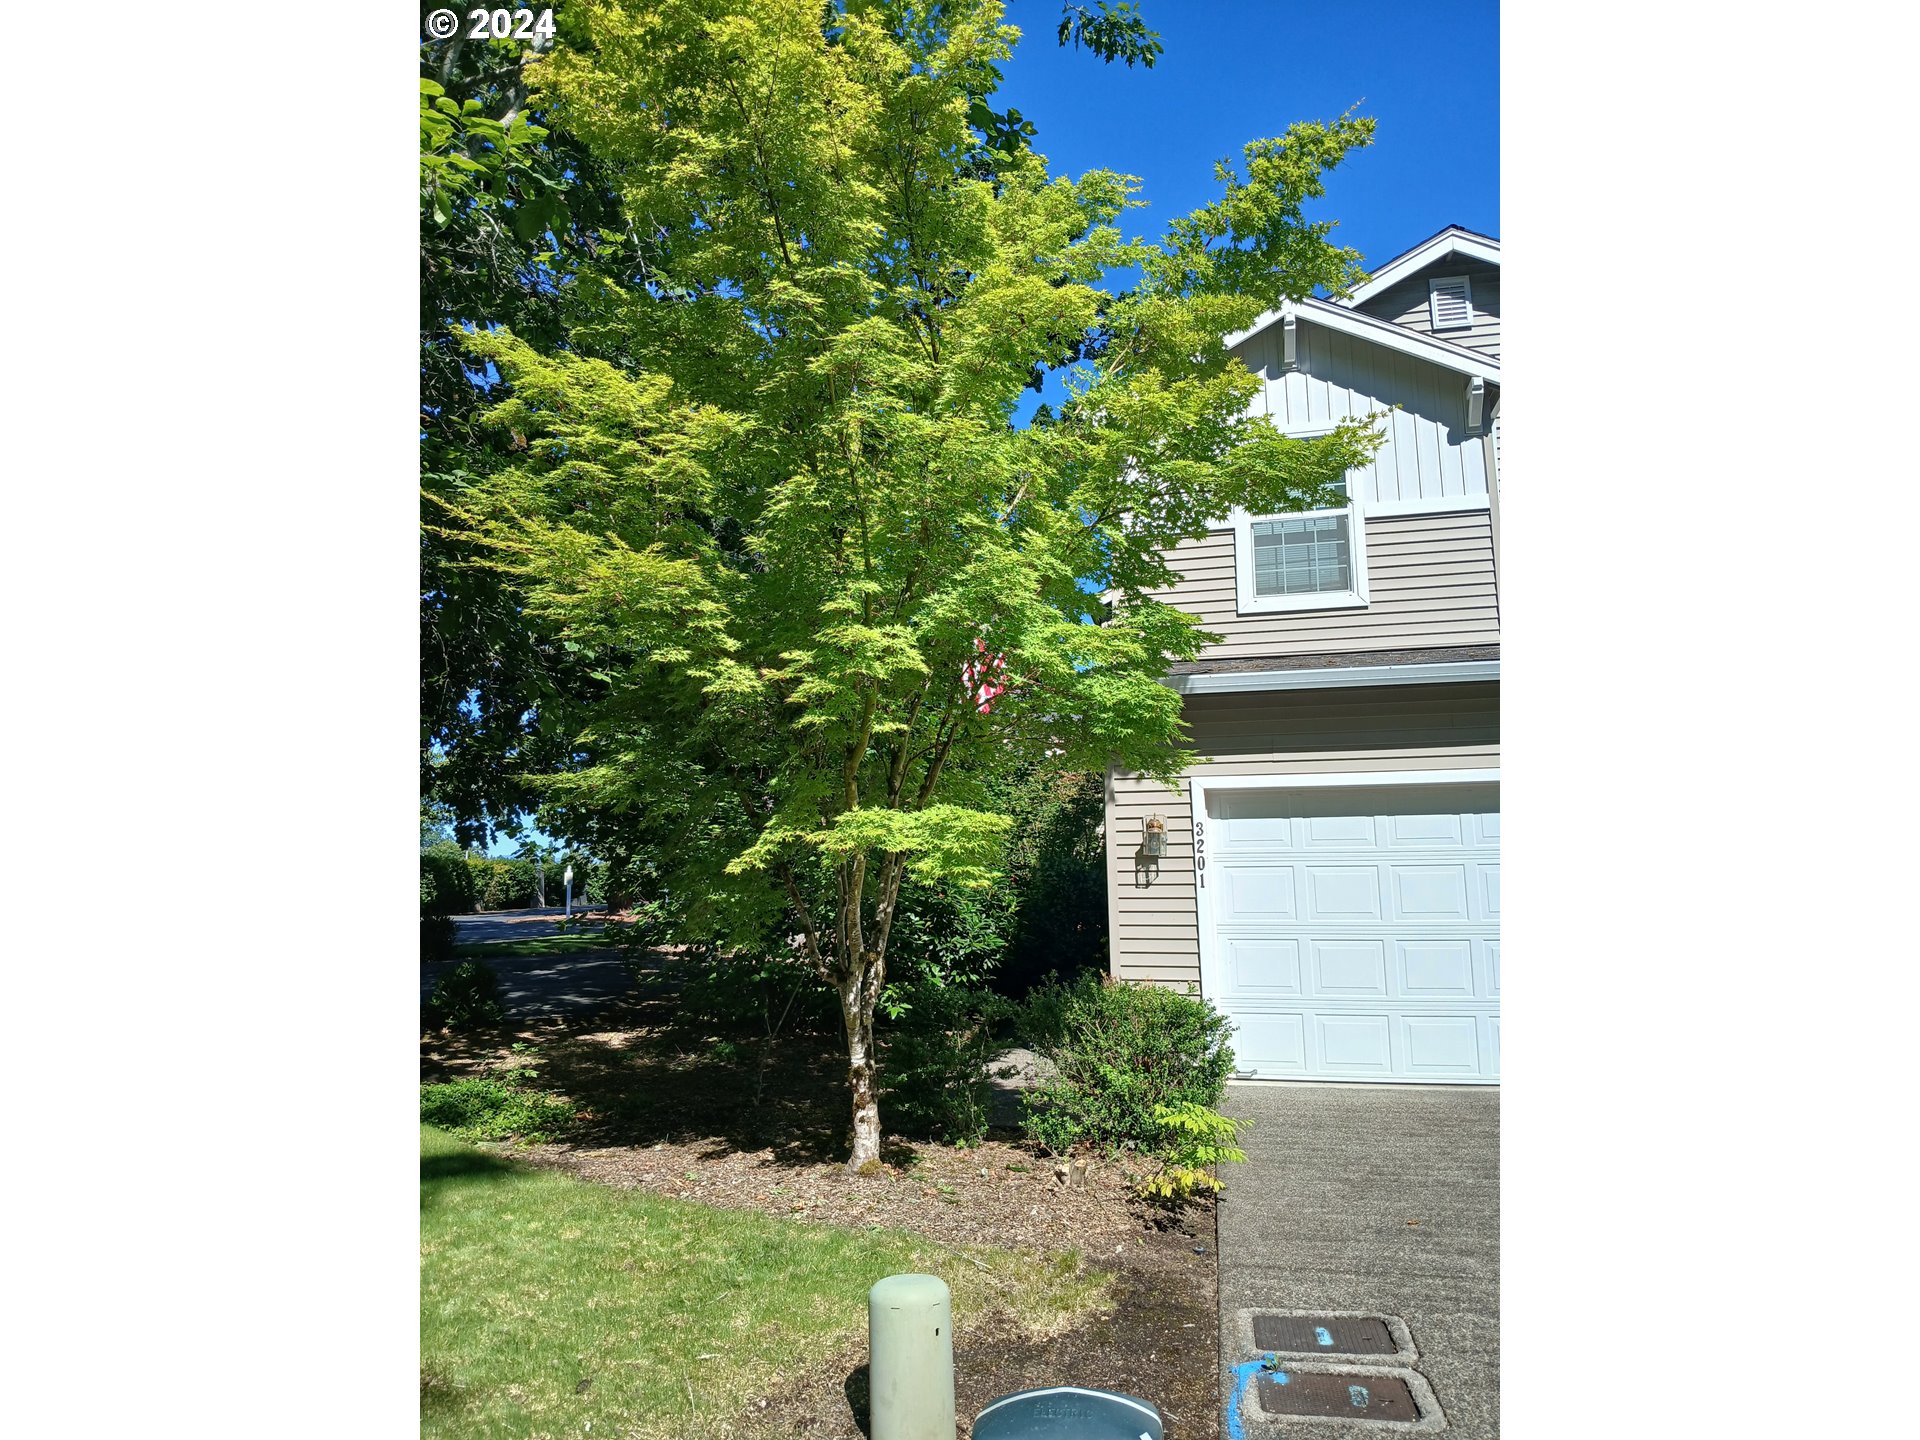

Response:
(1227, 938), (1302, 993)
(1399, 939), (1478, 998)
(1232, 1014), (1309, 1073)
(1204, 781), (1498, 1084)
(1387, 811), (1467, 847)
(1310, 940), (1390, 996)
(1304, 813), (1380, 849)
(1391, 864), (1473, 920)
(1304, 866), (1384, 920)
(1216, 792), (1297, 847)
(1400, 1015), (1483, 1075)
(1220, 864), (1297, 919)
(1314, 1014), (1395, 1074)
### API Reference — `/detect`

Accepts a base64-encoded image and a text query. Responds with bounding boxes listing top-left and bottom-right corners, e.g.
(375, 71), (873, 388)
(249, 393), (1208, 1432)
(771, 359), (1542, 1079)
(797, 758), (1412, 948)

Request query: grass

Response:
(420, 1125), (1108, 1439)
(451, 930), (617, 960)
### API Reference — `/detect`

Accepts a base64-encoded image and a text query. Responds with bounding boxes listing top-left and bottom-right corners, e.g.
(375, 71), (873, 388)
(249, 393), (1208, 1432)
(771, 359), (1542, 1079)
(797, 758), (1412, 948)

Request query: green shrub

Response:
(1019, 973), (1235, 1155)
(1135, 1101), (1250, 1205)
(420, 1072), (577, 1142)
(996, 770), (1109, 994)
(879, 981), (1013, 1146)
(664, 950), (838, 1039)
(453, 852), (601, 912)
(425, 959), (506, 1031)
(883, 769), (1109, 997)
(421, 843), (476, 917)
(464, 855), (535, 911)
(887, 874), (1019, 989)
(421, 914), (457, 962)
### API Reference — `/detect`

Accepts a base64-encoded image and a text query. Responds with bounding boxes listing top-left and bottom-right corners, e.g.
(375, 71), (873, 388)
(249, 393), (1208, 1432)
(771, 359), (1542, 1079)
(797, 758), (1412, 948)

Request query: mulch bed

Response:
(422, 955), (1222, 1438)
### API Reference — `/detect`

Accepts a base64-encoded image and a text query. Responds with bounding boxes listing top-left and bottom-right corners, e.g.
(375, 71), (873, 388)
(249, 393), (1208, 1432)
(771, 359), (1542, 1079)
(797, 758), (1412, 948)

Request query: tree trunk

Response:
(841, 975), (882, 1170)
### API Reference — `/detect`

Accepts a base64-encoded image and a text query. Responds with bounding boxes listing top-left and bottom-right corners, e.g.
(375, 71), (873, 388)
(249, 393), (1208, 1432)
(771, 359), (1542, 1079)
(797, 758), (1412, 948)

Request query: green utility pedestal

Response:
(868, 1273), (955, 1440)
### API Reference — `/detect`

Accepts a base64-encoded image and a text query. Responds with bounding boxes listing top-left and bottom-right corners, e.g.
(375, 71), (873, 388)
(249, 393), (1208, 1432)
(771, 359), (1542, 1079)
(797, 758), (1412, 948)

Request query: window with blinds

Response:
(1250, 514), (1354, 596)
(1428, 275), (1473, 330)
(1233, 464), (1367, 613)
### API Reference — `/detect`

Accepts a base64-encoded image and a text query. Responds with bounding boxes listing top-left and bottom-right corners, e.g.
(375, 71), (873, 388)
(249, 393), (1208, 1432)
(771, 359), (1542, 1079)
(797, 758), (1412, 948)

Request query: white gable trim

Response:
(1225, 298), (1501, 384)
(1343, 228), (1500, 307)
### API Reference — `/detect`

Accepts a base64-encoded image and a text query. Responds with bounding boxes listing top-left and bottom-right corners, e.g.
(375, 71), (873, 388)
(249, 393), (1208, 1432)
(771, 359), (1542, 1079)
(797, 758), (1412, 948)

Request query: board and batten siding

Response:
(1150, 509), (1498, 659)
(1104, 683), (1500, 990)
(1233, 321), (1492, 510)
(1351, 257), (1500, 359)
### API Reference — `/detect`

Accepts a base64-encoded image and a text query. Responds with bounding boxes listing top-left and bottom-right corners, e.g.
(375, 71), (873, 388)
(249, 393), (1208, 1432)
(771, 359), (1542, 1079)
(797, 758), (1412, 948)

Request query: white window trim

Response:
(1231, 498), (1369, 614)
(1428, 275), (1474, 330)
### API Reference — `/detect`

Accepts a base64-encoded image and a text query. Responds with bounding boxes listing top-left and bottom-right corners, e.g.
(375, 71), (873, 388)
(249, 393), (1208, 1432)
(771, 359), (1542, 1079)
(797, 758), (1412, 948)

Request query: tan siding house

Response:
(1103, 226), (1502, 1085)
(1148, 511), (1499, 659)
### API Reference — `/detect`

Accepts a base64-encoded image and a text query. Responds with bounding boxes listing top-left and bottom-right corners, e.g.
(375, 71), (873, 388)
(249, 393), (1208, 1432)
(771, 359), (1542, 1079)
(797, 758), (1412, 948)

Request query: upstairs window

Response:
(1428, 275), (1474, 330)
(1233, 479), (1369, 613)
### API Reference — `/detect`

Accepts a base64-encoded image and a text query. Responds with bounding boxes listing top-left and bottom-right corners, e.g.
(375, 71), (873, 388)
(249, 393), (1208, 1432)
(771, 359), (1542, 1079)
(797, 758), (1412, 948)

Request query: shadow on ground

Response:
(420, 1144), (521, 1208)
(422, 948), (931, 1168)
(841, 1365), (872, 1437)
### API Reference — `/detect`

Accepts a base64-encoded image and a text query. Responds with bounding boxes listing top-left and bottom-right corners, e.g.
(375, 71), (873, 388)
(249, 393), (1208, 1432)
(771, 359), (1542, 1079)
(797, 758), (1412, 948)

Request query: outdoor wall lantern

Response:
(1142, 814), (1167, 859)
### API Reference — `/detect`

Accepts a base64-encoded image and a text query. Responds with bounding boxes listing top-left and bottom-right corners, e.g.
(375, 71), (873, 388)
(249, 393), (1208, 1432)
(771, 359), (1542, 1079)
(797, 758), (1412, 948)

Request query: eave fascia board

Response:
(1342, 229), (1501, 306)
(1224, 299), (1501, 383)
(1165, 659), (1499, 695)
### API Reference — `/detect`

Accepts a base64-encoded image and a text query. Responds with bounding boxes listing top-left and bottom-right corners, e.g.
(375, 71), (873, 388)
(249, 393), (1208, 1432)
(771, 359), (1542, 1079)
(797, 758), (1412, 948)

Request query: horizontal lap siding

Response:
(1151, 511), (1499, 658)
(1105, 683), (1500, 990)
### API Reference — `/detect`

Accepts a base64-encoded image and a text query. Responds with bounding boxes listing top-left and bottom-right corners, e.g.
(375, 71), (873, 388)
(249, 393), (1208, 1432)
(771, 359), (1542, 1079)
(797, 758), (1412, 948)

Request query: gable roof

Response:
(1340, 225), (1500, 307)
(1224, 295), (1501, 384)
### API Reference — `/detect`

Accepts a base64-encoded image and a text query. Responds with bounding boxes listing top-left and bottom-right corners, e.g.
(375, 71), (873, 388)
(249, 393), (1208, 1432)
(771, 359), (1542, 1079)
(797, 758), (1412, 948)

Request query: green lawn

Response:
(420, 1126), (1106, 1439)
(451, 930), (616, 960)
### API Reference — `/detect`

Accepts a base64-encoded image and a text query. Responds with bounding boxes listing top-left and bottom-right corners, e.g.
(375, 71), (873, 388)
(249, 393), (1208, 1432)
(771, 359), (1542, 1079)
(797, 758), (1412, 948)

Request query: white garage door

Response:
(1199, 781), (1499, 1083)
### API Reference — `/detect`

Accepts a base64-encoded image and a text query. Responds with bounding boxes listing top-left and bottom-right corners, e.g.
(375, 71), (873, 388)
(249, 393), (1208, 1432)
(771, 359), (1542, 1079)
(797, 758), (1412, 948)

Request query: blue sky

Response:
(997, 0), (1498, 275)
(486, 3), (1500, 857)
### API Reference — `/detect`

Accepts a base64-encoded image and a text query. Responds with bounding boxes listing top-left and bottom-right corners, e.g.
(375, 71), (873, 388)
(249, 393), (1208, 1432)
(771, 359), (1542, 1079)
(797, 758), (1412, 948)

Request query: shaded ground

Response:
(1216, 1083), (1500, 1440)
(423, 949), (1221, 1435)
(422, 910), (632, 1020)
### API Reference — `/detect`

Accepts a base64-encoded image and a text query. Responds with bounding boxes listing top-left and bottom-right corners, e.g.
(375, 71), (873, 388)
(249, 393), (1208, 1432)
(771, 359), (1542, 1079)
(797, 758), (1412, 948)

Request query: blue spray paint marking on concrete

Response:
(1314, 1326), (1334, 1347)
(1349, 1384), (1371, 1409)
(1225, 1357), (1279, 1440)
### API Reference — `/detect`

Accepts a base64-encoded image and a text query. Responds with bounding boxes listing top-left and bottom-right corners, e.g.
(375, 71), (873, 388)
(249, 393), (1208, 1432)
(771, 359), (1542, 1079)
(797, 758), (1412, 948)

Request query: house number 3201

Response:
(1193, 819), (1206, 886)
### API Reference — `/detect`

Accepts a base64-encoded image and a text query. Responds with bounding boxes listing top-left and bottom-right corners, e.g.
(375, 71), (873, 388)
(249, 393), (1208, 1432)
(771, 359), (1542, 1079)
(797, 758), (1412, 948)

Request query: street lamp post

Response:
(564, 864), (574, 920)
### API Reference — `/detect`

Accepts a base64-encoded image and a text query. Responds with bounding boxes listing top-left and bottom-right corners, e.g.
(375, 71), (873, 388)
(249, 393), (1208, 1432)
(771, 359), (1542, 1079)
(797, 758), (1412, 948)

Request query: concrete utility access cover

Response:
(1256, 1370), (1419, 1422)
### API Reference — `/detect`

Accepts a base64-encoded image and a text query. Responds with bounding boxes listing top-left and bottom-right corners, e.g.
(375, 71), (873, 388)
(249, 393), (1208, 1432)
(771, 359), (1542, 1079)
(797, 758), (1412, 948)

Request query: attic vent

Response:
(1428, 275), (1473, 330)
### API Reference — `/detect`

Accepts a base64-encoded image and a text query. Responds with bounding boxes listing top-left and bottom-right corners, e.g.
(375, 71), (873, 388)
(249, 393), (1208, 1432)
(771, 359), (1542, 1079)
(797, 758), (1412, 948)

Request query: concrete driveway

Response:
(1216, 1083), (1499, 1439)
